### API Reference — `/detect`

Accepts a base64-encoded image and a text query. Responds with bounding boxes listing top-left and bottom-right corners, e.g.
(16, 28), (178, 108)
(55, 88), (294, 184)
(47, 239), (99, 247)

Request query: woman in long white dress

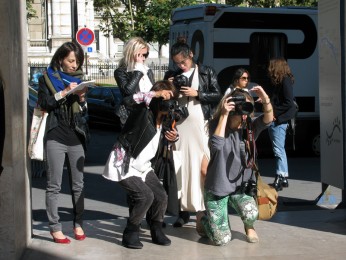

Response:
(165, 37), (222, 228)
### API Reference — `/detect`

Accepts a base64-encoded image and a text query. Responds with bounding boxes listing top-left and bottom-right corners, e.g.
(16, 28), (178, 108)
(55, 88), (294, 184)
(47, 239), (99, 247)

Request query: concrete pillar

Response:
(48, 0), (72, 51)
(0, 1), (31, 260)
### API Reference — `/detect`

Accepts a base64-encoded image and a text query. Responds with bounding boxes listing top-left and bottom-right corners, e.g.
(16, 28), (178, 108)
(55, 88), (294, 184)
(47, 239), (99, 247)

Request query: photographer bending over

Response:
(197, 87), (273, 246)
(103, 81), (178, 249)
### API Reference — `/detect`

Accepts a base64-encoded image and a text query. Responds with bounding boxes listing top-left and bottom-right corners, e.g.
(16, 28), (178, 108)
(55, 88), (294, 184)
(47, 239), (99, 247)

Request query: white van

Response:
(169, 4), (319, 156)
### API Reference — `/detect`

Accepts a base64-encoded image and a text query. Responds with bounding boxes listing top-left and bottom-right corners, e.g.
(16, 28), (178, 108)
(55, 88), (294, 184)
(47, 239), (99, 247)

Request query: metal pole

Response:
(71, 0), (78, 40)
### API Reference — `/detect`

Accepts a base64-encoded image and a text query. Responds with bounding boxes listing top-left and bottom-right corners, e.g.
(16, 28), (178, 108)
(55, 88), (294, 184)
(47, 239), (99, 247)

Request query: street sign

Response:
(87, 47), (92, 52)
(76, 27), (95, 46)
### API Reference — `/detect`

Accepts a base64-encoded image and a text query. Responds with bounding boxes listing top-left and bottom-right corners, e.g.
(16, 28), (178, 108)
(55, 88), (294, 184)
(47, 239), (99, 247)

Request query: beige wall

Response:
(0, 1), (31, 259)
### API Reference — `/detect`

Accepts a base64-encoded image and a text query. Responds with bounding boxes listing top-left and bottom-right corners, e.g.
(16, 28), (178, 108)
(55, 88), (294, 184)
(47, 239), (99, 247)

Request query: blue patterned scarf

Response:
(46, 66), (82, 92)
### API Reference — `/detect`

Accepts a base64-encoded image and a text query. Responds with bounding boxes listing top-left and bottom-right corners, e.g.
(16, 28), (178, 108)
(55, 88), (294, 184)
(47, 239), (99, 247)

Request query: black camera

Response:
(239, 179), (257, 197)
(173, 74), (189, 90)
(228, 95), (254, 115)
(160, 99), (189, 131)
(159, 99), (176, 112)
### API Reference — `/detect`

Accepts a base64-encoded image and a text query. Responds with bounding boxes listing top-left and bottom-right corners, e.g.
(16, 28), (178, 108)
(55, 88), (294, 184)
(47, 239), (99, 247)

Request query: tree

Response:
(94, 0), (213, 57)
(226, 0), (317, 7)
(143, 0), (203, 56)
(26, 0), (37, 20)
(95, 0), (317, 58)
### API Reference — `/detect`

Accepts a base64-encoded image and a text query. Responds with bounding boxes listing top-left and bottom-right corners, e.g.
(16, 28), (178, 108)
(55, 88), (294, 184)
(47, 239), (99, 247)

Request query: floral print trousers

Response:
(201, 190), (258, 246)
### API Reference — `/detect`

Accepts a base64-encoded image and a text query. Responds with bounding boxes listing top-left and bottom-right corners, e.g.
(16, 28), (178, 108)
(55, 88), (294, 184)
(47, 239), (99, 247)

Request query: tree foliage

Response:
(226, 0), (317, 7)
(26, 0), (37, 20)
(95, 0), (318, 55)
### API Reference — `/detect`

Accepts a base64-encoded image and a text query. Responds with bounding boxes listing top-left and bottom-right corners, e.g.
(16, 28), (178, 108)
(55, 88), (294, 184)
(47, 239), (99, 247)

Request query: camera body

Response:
(173, 74), (189, 90)
(239, 179), (257, 197)
(160, 99), (189, 131)
(228, 95), (254, 115)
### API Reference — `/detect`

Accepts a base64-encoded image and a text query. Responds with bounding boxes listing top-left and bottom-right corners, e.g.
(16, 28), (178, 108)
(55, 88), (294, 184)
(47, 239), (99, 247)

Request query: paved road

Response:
(25, 128), (346, 260)
(31, 128), (341, 223)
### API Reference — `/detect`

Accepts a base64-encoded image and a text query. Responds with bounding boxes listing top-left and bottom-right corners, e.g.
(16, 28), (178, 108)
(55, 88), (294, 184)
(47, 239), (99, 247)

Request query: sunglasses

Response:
(240, 77), (249, 81)
(139, 52), (149, 58)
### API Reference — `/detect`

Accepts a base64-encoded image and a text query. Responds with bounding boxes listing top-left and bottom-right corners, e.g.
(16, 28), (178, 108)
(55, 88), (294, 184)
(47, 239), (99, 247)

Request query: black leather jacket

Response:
(114, 66), (155, 97)
(164, 64), (222, 120)
(38, 76), (90, 150)
(117, 94), (158, 172)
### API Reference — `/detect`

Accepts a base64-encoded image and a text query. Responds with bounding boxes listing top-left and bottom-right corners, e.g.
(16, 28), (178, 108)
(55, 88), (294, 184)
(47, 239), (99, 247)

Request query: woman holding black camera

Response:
(196, 87), (273, 246)
(164, 37), (221, 228)
(103, 81), (178, 249)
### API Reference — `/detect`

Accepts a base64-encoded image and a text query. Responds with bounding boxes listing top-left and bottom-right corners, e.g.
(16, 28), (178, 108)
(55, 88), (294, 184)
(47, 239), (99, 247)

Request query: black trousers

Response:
(120, 170), (168, 226)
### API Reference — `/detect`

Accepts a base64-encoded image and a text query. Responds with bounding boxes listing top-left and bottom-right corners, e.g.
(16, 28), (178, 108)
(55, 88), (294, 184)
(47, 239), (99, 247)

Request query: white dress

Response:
(175, 65), (210, 212)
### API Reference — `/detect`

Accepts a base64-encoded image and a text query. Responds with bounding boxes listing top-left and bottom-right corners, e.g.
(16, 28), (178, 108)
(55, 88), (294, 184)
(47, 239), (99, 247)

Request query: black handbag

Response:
(154, 141), (179, 216)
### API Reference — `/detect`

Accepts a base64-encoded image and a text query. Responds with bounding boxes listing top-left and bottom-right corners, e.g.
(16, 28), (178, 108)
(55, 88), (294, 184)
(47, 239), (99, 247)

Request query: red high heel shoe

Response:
(50, 232), (71, 244)
(74, 228), (86, 241)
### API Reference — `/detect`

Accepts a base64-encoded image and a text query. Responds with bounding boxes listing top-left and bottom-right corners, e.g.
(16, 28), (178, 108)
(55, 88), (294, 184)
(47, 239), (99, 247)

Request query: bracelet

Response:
(263, 108), (273, 113)
(262, 99), (271, 105)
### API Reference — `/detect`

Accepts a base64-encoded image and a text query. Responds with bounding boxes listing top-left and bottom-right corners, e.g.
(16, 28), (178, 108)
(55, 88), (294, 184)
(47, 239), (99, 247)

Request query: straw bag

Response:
(28, 108), (48, 161)
(255, 166), (278, 220)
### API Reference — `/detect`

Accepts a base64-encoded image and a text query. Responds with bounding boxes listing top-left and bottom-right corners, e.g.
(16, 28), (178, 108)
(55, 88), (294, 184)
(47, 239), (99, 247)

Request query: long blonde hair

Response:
(118, 37), (150, 70)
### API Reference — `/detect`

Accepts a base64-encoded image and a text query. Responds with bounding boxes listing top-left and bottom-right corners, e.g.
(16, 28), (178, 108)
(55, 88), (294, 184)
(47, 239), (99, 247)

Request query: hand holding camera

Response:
(226, 95), (254, 115)
(172, 74), (198, 97)
(160, 99), (189, 131)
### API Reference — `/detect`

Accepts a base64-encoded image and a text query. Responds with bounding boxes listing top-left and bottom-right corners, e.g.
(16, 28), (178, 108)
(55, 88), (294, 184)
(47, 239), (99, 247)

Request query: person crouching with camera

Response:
(103, 81), (179, 249)
(196, 87), (273, 246)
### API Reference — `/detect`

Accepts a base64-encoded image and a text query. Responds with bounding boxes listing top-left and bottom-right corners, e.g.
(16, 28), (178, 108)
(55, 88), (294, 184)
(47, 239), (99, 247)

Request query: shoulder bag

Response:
(28, 107), (48, 161)
(254, 164), (278, 220)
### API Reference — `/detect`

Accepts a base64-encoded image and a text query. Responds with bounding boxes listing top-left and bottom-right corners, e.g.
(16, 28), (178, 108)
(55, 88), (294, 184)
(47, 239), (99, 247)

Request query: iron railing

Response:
(28, 62), (170, 85)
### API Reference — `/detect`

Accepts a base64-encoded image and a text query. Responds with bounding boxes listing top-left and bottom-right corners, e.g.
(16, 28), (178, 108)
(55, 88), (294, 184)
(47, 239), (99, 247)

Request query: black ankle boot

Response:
(122, 223), (143, 249)
(150, 221), (171, 246)
(272, 175), (283, 191)
(173, 211), (190, 228)
(272, 175), (289, 191)
(281, 176), (289, 188)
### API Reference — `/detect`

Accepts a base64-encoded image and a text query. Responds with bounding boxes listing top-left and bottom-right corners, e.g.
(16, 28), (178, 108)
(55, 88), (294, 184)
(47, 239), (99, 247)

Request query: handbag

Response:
(254, 165), (278, 220)
(28, 108), (48, 161)
(154, 141), (179, 216)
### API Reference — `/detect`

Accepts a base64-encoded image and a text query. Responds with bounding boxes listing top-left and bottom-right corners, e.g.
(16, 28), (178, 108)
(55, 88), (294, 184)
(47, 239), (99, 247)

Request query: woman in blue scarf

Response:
(38, 41), (90, 244)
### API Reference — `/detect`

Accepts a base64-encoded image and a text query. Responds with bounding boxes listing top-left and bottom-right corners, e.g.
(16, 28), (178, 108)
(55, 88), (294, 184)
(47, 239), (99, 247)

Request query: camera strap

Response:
(240, 116), (257, 169)
(186, 68), (196, 105)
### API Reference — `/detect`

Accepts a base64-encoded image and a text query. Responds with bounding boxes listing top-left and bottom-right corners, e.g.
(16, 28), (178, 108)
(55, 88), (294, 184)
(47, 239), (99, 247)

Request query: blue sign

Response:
(87, 47), (92, 52)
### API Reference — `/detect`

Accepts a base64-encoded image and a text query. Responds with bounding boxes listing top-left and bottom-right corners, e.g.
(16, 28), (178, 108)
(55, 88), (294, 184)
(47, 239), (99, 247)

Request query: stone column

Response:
(48, 0), (72, 52)
(0, 1), (30, 260)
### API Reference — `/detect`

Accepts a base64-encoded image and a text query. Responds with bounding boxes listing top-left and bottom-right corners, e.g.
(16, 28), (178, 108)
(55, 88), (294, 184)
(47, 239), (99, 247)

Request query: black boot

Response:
(122, 222), (143, 249)
(173, 211), (190, 228)
(271, 175), (289, 191)
(150, 221), (171, 246)
(281, 176), (289, 188)
(272, 175), (283, 191)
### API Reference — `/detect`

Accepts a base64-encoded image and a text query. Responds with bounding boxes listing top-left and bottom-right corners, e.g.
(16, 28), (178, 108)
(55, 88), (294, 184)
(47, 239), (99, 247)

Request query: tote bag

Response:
(255, 169), (278, 220)
(28, 108), (48, 161)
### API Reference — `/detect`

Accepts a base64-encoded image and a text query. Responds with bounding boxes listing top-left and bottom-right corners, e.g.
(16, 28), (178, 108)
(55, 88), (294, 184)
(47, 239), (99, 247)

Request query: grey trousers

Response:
(45, 140), (85, 232)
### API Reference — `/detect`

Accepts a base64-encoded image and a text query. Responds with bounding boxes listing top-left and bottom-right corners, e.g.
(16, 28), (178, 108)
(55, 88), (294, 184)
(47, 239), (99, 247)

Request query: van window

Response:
(249, 33), (287, 95)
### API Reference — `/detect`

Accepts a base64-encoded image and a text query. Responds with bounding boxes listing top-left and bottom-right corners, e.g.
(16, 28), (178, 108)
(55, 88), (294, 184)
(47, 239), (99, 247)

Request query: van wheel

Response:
(311, 134), (320, 156)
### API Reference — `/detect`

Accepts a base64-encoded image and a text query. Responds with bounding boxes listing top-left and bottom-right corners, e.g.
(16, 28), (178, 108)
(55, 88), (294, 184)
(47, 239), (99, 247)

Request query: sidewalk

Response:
(22, 129), (346, 259)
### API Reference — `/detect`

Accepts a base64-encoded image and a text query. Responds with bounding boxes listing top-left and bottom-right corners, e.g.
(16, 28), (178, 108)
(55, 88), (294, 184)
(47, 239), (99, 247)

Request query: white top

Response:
(103, 126), (162, 182)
